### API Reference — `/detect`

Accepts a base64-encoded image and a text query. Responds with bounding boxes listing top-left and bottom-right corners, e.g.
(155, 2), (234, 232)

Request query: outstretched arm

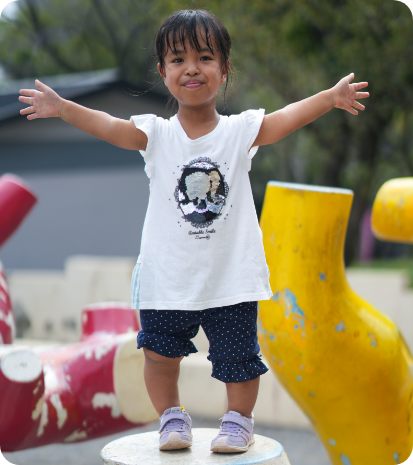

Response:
(19, 80), (147, 151)
(252, 73), (369, 148)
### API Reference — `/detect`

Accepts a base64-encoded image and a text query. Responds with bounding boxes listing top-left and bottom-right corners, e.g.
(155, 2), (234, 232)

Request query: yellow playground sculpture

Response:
(258, 181), (413, 465)
(372, 177), (413, 454)
(372, 177), (413, 244)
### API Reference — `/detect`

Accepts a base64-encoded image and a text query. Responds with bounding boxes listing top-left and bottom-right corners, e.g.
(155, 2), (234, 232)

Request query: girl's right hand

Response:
(19, 79), (64, 120)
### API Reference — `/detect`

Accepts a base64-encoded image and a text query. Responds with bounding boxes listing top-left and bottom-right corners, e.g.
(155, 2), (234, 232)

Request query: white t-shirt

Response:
(130, 109), (273, 310)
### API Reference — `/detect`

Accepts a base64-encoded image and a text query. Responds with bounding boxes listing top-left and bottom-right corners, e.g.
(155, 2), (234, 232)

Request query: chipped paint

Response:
(84, 344), (113, 361)
(37, 400), (48, 436)
(393, 452), (400, 463)
(274, 288), (305, 329)
(309, 392), (315, 397)
(335, 321), (346, 332)
(0, 273), (9, 293)
(0, 308), (14, 330)
(33, 380), (42, 395)
(368, 332), (378, 347)
(31, 394), (44, 421)
(92, 392), (121, 418)
(256, 316), (277, 342)
(43, 365), (59, 390)
(64, 429), (87, 442)
(50, 393), (68, 429)
(0, 289), (7, 303)
(329, 438), (337, 446)
(340, 454), (352, 465)
(296, 376), (302, 381)
(95, 343), (113, 360)
(319, 273), (326, 281)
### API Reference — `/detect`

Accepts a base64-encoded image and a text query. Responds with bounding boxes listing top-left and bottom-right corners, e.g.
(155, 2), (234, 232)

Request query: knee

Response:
(143, 348), (183, 366)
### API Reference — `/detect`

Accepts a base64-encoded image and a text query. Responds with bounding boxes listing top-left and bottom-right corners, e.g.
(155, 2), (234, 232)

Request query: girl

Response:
(18, 9), (369, 454)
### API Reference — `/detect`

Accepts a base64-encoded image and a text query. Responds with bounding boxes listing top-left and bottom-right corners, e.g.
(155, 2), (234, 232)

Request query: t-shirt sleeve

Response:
(242, 108), (265, 159)
(130, 114), (157, 178)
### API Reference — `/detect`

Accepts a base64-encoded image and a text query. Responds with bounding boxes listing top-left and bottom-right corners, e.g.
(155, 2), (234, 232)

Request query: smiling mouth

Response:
(184, 81), (203, 89)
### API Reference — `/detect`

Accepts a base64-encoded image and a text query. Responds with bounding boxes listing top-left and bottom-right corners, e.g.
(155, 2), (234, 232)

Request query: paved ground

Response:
(3, 417), (331, 465)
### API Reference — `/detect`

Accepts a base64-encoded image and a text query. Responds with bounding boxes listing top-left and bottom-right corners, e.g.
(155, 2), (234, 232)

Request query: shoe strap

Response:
(220, 413), (253, 433)
(159, 412), (191, 433)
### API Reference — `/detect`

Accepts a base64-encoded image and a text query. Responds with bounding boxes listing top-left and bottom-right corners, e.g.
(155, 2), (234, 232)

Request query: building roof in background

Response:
(0, 68), (154, 122)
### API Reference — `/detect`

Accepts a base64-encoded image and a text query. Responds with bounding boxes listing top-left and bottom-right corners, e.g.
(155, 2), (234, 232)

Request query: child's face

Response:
(158, 33), (227, 110)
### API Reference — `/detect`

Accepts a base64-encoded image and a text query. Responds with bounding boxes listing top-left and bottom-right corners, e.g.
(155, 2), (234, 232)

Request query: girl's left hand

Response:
(333, 73), (369, 115)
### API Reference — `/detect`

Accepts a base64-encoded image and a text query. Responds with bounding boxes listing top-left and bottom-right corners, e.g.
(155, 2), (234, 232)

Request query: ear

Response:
(157, 63), (166, 80)
(221, 60), (230, 84)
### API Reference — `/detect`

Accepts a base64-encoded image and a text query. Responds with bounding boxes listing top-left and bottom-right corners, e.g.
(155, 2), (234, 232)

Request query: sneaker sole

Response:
(210, 435), (255, 453)
(159, 432), (193, 450)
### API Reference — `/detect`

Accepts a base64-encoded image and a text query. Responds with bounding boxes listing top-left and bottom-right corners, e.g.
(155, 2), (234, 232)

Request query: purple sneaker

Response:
(210, 411), (255, 453)
(158, 407), (192, 450)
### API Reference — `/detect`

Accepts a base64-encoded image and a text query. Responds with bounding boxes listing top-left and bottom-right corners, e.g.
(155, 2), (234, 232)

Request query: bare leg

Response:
(143, 348), (183, 416)
(226, 377), (260, 418)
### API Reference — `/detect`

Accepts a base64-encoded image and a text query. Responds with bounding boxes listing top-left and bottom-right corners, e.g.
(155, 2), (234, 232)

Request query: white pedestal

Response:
(100, 428), (291, 464)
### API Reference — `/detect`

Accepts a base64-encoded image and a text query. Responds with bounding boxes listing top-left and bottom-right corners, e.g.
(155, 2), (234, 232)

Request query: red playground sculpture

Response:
(0, 174), (37, 344)
(0, 174), (157, 452)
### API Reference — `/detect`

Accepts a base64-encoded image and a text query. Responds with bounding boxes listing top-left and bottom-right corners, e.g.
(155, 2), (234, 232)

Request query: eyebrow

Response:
(166, 46), (214, 57)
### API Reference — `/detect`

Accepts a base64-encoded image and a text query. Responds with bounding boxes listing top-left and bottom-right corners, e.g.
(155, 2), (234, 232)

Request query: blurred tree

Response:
(0, 0), (162, 85)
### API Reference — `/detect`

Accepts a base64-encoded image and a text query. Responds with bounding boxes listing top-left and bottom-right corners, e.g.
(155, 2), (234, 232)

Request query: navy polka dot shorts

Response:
(137, 301), (268, 383)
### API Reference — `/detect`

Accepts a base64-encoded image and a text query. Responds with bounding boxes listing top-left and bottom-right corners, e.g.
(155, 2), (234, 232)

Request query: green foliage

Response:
(0, 0), (161, 83)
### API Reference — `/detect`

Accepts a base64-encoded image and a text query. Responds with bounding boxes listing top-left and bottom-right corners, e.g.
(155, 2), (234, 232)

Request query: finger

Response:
(18, 96), (33, 105)
(20, 106), (35, 115)
(347, 72), (355, 82)
(355, 91), (369, 99)
(346, 102), (359, 115)
(35, 79), (49, 91)
(354, 82), (369, 90)
(19, 89), (37, 96)
(353, 101), (365, 110)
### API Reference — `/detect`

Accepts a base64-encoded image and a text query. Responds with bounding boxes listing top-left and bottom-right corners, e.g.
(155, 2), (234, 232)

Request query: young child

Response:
(18, 9), (369, 454)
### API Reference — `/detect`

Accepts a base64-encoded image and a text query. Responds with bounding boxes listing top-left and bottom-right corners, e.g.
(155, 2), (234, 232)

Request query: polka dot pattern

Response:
(138, 301), (268, 383)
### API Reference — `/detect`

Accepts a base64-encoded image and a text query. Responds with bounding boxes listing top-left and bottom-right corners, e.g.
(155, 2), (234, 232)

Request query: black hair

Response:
(155, 9), (235, 112)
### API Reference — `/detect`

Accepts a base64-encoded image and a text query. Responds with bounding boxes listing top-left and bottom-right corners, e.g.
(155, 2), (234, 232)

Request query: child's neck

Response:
(176, 104), (220, 141)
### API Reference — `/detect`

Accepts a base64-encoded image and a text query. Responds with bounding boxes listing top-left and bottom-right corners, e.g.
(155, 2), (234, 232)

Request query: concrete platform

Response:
(3, 417), (331, 465)
(100, 428), (291, 464)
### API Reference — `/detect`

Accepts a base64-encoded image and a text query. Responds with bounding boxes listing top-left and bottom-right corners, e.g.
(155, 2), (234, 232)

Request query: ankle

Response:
(227, 409), (253, 419)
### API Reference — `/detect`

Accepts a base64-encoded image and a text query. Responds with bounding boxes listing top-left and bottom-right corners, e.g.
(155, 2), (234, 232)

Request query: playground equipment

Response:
(100, 429), (291, 465)
(372, 176), (413, 450)
(372, 177), (413, 243)
(258, 181), (413, 465)
(0, 303), (158, 451)
(0, 174), (37, 344)
(0, 173), (158, 451)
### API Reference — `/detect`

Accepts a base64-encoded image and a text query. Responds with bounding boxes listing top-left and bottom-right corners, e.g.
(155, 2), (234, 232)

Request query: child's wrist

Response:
(58, 97), (67, 119)
(325, 88), (336, 110)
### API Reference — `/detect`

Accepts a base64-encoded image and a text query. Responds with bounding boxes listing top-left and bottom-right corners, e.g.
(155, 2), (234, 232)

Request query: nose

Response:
(184, 59), (200, 76)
